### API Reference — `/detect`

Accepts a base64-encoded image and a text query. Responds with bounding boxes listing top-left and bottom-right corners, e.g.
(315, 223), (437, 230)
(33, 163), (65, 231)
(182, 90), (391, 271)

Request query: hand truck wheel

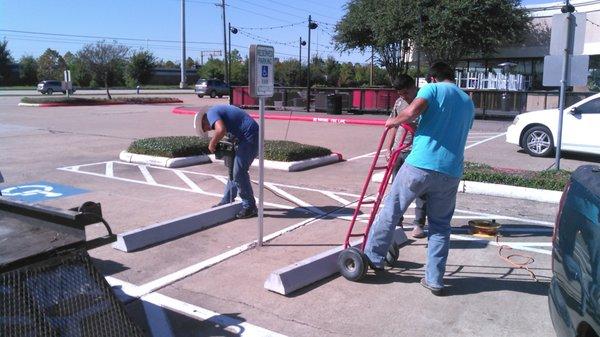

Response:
(338, 247), (367, 281)
(385, 243), (399, 267)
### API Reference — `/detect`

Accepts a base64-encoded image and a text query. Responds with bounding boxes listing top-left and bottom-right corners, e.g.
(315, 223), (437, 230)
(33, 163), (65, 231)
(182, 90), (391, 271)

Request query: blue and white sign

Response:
(1, 181), (88, 203)
(261, 65), (268, 78)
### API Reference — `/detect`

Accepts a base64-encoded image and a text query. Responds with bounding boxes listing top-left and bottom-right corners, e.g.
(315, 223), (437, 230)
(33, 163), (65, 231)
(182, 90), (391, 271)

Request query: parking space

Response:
(0, 95), (588, 336)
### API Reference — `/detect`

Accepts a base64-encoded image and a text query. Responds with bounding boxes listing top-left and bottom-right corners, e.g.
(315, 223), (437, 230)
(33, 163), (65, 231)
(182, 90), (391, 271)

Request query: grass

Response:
(127, 136), (332, 162)
(20, 96), (183, 105)
(463, 162), (570, 191)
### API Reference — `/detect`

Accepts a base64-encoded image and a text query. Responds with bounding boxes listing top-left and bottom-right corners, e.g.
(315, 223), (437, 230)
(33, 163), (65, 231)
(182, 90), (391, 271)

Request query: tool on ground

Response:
(468, 219), (501, 237)
(214, 134), (237, 203)
(338, 124), (415, 281)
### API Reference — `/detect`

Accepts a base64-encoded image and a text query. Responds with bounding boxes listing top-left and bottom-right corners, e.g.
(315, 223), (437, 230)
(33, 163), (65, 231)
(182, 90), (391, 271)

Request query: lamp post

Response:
(228, 23), (238, 85)
(299, 37), (306, 85)
(306, 15), (318, 112)
(498, 62), (517, 112)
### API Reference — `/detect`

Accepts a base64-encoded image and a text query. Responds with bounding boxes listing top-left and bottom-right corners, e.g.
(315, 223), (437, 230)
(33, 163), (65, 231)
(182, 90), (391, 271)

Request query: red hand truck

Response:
(337, 123), (415, 281)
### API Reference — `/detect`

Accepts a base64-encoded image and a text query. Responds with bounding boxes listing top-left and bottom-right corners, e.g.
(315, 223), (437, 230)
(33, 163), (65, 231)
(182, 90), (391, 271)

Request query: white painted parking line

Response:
(346, 150), (382, 162)
(106, 277), (286, 337)
(465, 132), (507, 150)
(105, 161), (114, 177)
(174, 169), (203, 192)
(139, 165), (157, 185)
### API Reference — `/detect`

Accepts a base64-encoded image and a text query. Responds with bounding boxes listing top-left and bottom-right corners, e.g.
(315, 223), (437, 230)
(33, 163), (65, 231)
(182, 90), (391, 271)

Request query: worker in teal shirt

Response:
(364, 62), (474, 295)
(200, 104), (259, 219)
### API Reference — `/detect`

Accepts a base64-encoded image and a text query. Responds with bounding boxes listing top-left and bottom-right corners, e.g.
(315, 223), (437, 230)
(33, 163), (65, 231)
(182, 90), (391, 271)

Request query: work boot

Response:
(411, 225), (426, 239)
(420, 278), (443, 296)
(236, 207), (258, 219)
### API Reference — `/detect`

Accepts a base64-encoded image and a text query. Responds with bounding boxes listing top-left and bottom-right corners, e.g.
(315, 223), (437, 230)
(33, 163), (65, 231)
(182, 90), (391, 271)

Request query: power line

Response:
(227, 3), (294, 23)
(263, 0), (339, 21)
(232, 0), (305, 19)
(236, 21), (306, 30)
(0, 29), (223, 46)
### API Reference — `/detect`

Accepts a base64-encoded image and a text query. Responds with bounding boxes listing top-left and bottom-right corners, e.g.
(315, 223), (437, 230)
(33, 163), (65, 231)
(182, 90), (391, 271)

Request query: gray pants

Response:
(391, 152), (426, 226)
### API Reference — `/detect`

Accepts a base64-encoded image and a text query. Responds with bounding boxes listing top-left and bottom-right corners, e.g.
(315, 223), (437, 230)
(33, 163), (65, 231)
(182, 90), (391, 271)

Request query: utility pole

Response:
(306, 16), (318, 112)
(299, 37), (306, 85)
(180, 0), (186, 88)
(555, 0), (576, 170)
(219, 0), (228, 84)
(370, 47), (374, 86)
(228, 23), (238, 84)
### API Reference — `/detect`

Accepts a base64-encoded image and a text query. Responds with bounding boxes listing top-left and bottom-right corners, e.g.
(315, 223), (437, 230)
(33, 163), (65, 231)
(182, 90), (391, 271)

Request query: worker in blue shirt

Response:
(364, 62), (475, 296)
(200, 104), (259, 219)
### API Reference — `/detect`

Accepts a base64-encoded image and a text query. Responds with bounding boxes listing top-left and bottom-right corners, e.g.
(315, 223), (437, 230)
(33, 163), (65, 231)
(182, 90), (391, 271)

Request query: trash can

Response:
(327, 94), (342, 115)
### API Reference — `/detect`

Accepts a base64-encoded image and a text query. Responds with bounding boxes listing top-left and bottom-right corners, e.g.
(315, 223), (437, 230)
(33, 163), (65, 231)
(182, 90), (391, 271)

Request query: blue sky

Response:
(0, 0), (555, 65)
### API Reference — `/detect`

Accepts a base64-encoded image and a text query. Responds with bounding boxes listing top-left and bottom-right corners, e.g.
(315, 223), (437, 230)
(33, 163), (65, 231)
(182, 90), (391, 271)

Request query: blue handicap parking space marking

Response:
(1, 181), (89, 203)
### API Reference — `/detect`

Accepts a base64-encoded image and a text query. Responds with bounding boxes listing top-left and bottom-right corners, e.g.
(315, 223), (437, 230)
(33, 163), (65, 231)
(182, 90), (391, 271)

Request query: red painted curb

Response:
(171, 106), (386, 126)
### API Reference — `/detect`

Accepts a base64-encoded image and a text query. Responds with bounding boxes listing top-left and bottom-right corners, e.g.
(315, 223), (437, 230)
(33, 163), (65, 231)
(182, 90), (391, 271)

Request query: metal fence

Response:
(231, 86), (596, 117)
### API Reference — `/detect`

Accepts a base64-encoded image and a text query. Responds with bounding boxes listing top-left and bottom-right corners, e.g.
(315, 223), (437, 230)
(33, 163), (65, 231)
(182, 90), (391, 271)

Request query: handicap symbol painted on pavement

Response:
(1, 181), (88, 203)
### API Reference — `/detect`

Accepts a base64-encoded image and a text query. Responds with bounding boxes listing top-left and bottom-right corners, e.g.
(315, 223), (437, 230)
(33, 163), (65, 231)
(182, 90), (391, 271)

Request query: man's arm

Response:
(386, 127), (398, 161)
(208, 119), (227, 153)
(385, 98), (428, 129)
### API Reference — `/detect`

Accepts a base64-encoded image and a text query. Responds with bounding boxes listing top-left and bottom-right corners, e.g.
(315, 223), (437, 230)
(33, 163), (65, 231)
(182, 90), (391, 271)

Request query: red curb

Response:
(171, 106), (386, 126)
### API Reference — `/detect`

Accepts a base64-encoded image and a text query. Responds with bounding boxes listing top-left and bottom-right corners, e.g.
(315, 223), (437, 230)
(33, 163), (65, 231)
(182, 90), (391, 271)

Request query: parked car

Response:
(549, 164), (600, 337)
(194, 79), (229, 98)
(37, 80), (75, 95)
(506, 93), (600, 157)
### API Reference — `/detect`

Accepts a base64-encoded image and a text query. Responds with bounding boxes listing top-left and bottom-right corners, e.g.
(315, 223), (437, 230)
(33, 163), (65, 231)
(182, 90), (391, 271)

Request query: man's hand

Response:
(208, 141), (217, 153)
(385, 117), (400, 129)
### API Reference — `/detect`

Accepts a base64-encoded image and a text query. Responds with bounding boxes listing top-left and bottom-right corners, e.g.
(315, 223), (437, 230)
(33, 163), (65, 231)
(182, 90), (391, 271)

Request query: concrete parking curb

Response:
(113, 202), (243, 252)
(209, 153), (343, 172)
(372, 171), (562, 203)
(119, 151), (211, 168)
(264, 228), (408, 295)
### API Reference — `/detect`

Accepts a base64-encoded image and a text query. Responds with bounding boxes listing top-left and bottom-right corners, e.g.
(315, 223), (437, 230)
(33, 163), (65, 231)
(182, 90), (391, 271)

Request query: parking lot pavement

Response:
(0, 97), (584, 336)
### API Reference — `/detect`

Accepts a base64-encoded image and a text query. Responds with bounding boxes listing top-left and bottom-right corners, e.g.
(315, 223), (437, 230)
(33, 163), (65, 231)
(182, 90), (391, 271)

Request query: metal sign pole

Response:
(555, 9), (574, 170)
(258, 96), (265, 247)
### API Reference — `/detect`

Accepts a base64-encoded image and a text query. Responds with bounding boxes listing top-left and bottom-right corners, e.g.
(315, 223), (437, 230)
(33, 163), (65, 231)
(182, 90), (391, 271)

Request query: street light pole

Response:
(299, 37), (306, 85)
(306, 15), (318, 112)
(220, 0), (228, 84)
(180, 0), (186, 89)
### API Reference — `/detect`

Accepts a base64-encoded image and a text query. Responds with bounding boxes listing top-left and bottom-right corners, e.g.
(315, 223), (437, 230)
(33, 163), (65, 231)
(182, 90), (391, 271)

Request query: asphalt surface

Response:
(1, 92), (598, 336)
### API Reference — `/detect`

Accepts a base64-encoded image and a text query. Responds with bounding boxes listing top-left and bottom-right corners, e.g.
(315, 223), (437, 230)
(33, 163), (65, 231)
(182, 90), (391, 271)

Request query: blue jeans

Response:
(364, 163), (460, 288)
(221, 141), (258, 209)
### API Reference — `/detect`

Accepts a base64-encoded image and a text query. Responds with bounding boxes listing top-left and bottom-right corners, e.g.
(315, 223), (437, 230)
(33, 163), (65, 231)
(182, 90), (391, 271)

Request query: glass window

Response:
(576, 98), (600, 114)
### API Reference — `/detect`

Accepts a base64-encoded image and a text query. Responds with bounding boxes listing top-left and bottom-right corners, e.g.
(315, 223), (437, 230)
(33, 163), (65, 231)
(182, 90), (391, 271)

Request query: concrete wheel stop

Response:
(264, 228), (408, 295)
(113, 202), (243, 252)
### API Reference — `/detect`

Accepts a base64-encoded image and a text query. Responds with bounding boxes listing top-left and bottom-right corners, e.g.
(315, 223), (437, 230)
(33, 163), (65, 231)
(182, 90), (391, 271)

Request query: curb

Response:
(119, 151), (211, 168)
(210, 153), (343, 172)
(18, 100), (183, 107)
(171, 106), (386, 126)
(265, 228), (408, 295)
(372, 171), (562, 204)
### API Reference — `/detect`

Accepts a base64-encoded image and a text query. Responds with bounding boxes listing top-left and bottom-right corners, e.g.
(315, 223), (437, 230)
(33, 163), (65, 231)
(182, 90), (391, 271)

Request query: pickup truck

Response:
(549, 165), (600, 337)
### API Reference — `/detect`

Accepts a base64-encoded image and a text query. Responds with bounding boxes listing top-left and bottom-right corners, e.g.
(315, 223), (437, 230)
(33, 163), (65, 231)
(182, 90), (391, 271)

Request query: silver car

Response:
(37, 80), (75, 95)
(195, 79), (229, 98)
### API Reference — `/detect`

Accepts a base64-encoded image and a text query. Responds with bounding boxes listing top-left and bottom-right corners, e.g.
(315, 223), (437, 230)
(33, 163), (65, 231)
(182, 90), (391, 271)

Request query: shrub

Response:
(463, 162), (570, 191)
(126, 137), (332, 162)
(128, 136), (210, 158)
(20, 96), (182, 104)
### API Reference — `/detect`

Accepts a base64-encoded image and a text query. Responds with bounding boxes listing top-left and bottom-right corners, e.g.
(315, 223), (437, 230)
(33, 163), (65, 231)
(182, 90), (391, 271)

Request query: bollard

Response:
(136, 85), (140, 95)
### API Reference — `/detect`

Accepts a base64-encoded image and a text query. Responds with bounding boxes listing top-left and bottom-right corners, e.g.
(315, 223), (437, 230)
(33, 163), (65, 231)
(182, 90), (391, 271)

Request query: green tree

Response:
(37, 48), (66, 81)
(418, 0), (531, 65)
(78, 41), (129, 99)
(127, 50), (156, 86)
(275, 59), (304, 86)
(18, 55), (38, 85)
(334, 0), (414, 83)
(197, 58), (224, 80)
(324, 57), (340, 86)
(185, 57), (196, 69)
(0, 39), (13, 85)
(229, 50), (247, 85)
(63, 51), (92, 87)
(338, 62), (356, 87)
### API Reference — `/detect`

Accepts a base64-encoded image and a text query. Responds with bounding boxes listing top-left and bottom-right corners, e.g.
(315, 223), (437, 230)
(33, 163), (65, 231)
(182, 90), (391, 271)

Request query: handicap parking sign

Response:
(1, 181), (88, 203)
(261, 65), (268, 77)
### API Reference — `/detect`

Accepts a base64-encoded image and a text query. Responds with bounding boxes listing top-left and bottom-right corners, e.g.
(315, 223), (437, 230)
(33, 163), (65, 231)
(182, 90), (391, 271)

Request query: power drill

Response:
(214, 134), (237, 181)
